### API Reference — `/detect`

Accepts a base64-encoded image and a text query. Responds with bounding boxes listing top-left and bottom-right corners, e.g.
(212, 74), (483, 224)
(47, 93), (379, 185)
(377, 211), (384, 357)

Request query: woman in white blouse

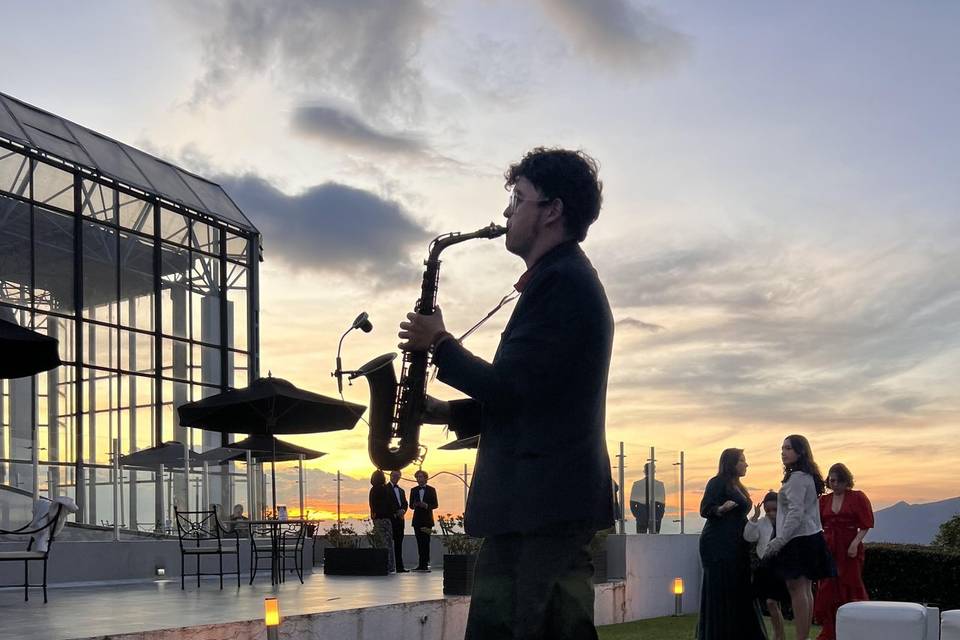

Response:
(763, 435), (836, 640)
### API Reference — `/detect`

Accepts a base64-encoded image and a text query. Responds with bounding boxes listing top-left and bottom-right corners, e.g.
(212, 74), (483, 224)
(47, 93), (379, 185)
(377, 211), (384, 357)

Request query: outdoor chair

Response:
(0, 501), (66, 603)
(248, 522), (276, 584)
(173, 508), (240, 589)
(279, 522), (306, 584)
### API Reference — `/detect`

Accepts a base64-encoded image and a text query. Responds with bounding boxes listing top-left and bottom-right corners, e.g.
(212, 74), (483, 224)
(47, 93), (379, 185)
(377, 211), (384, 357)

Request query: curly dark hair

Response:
(504, 147), (603, 241)
(827, 462), (855, 489)
(781, 434), (826, 495)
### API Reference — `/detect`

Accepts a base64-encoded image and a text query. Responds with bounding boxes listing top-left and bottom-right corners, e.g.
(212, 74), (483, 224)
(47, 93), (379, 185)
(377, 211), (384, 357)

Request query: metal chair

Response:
(0, 502), (64, 603)
(279, 522), (306, 584)
(173, 508), (240, 589)
(248, 522), (276, 584)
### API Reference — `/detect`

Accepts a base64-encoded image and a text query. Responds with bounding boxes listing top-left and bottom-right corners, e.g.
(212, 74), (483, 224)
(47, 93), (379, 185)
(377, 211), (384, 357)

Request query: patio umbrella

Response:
(118, 441), (202, 470)
(177, 375), (365, 514)
(196, 434), (326, 464)
(196, 435), (326, 518)
(0, 317), (63, 379)
(438, 435), (480, 451)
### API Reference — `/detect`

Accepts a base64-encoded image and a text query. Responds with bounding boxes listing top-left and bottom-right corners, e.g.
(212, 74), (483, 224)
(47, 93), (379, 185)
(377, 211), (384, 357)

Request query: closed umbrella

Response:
(177, 375), (364, 514)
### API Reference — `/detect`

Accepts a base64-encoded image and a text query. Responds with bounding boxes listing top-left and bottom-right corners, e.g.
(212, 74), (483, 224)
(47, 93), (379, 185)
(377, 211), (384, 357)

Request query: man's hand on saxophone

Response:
(398, 306), (450, 352)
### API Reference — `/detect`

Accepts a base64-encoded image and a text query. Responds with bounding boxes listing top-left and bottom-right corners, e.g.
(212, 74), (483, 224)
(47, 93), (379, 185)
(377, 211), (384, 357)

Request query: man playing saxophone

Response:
(398, 147), (615, 640)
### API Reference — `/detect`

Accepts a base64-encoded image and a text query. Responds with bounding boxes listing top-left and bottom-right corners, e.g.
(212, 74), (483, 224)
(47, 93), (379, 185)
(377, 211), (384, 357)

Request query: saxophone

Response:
(355, 223), (506, 470)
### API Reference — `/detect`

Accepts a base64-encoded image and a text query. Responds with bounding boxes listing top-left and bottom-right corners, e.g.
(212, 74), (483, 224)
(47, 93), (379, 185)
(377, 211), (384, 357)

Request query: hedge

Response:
(863, 543), (960, 611)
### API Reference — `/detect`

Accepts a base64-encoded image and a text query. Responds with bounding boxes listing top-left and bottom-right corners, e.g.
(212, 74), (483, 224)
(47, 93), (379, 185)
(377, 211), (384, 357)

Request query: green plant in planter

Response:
(437, 513), (483, 555)
(326, 523), (361, 549)
(363, 519), (389, 549)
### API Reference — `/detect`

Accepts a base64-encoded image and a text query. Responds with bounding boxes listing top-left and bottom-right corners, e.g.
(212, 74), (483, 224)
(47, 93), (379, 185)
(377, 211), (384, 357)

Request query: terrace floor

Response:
(0, 571), (445, 640)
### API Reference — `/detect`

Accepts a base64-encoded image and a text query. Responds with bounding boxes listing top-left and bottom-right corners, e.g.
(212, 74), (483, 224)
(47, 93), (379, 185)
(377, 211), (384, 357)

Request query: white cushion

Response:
(942, 610), (960, 640)
(837, 601), (927, 640)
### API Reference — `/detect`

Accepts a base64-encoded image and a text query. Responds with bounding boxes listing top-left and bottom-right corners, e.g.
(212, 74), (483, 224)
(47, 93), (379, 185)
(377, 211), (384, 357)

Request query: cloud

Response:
(291, 104), (429, 155)
(617, 317), (665, 332)
(601, 235), (960, 426)
(179, 0), (435, 115)
(534, 0), (690, 73)
(217, 173), (432, 286)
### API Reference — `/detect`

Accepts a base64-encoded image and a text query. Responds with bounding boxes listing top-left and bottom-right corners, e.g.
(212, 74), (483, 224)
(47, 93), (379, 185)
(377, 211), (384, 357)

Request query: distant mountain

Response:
(870, 496), (960, 545)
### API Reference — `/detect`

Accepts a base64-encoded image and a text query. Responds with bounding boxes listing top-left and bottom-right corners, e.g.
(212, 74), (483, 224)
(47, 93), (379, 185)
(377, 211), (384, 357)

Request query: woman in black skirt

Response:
(698, 448), (767, 639)
(763, 435), (836, 640)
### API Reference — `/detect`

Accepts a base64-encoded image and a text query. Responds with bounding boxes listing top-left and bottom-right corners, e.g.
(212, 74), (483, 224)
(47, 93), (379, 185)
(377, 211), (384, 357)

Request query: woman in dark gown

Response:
(698, 448), (767, 640)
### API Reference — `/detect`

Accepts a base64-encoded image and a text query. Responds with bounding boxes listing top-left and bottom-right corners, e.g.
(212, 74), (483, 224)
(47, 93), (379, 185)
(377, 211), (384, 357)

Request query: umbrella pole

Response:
(271, 458), (277, 517)
(202, 462), (210, 512)
(298, 454), (305, 518)
(271, 435), (278, 517)
(246, 450), (254, 520)
(183, 440), (190, 512)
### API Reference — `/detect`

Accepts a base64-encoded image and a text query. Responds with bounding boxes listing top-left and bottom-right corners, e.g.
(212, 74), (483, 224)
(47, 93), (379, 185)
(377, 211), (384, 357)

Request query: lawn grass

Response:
(597, 614), (821, 639)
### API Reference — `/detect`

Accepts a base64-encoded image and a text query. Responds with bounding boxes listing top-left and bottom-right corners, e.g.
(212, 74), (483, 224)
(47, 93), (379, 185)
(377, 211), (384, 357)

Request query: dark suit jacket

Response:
(433, 241), (615, 537)
(410, 485), (439, 529)
(388, 483), (407, 517)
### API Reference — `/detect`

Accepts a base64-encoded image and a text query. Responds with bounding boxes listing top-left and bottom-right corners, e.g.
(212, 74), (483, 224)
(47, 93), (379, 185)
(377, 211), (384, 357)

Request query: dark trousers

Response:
(415, 526), (431, 568)
(630, 501), (666, 534)
(390, 517), (405, 571)
(465, 528), (597, 640)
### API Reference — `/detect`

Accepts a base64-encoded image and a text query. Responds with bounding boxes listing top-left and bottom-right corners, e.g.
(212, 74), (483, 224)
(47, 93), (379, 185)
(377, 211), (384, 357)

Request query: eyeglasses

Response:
(509, 189), (552, 213)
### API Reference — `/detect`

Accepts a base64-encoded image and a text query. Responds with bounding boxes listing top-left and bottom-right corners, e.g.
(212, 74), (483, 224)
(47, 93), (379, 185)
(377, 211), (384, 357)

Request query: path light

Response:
(672, 577), (684, 616)
(265, 596), (280, 639)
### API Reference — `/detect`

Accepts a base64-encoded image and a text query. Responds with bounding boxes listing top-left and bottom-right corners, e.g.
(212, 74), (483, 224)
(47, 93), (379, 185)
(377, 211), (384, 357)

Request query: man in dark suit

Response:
(387, 469), (408, 572)
(399, 147), (615, 639)
(410, 469), (439, 571)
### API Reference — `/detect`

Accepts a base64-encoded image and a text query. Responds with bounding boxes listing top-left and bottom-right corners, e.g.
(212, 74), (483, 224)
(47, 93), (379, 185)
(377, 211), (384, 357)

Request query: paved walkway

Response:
(0, 571), (444, 640)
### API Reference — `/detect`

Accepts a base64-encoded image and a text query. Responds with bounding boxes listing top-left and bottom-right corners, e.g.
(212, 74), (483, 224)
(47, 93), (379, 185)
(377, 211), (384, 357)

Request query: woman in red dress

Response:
(814, 463), (874, 640)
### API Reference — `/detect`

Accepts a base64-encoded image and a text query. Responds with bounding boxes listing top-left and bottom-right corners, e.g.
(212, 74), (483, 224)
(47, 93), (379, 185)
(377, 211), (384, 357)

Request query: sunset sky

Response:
(3, 1), (958, 526)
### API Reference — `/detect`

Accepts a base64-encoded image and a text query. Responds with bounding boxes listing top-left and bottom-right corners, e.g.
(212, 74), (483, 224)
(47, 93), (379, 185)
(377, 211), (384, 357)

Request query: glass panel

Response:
(82, 367), (120, 466)
(120, 329), (155, 374)
(161, 338), (190, 381)
(0, 375), (36, 495)
(160, 242), (190, 337)
(33, 160), (74, 211)
(118, 191), (153, 233)
(0, 147), (30, 197)
(121, 374), (157, 452)
(35, 312), (76, 364)
(160, 208), (189, 246)
(80, 179), (115, 224)
(191, 219), (220, 255)
(84, 322), (117, 369)
(119, 232), (155, 330)
(225, 232), (248, 262)
(191, 253), (221, 345)
(36, 366), (78, 467)
(34, 206), (75, 313)
(82, 221), (118, 322)
(226, 263), (247, 351)
(228, 351), (248, 389)
(192, 343), (221, 385)
(0, 195), (32, 305)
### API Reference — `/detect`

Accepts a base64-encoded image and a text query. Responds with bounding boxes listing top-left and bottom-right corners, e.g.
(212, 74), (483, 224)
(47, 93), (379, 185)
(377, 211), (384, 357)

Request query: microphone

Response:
(352, 311), (373, 333)
(336, 356), (344, 394)
(334, 311), (373, 393)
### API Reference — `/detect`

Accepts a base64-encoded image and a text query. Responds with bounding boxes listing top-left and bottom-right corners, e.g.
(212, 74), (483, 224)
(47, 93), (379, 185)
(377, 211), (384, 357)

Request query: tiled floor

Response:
(0, 571), (444, 640)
